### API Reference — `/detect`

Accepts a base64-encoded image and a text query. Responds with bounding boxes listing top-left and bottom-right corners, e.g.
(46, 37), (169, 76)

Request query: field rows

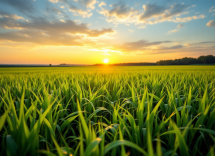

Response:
(0, 66), (215, 156)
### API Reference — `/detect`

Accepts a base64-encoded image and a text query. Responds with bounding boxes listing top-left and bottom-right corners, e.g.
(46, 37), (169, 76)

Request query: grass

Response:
(0, 66), (215, 156)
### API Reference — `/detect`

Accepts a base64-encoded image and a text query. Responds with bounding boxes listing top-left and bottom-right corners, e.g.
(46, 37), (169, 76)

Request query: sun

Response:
(103, 58), (109, 64)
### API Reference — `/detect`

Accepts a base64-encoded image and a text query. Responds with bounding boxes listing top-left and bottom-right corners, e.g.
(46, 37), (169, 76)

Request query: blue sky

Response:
(0, 0), (215, 64)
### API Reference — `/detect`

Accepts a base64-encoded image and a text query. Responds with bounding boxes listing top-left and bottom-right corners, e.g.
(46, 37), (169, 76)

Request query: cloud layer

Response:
(98, 3), (203, 26)
(0, 0), (214, 58)
(0, 11), (115, 46)
(48, 0), (96, 18)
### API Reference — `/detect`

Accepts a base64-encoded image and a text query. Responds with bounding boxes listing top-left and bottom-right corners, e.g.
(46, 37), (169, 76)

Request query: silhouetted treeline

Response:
(94, 62), (157, 66)
(157, 55), (215, 65)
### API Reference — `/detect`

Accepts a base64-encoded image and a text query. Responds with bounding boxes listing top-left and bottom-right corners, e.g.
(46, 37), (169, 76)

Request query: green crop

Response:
(0, 66), (215, 156)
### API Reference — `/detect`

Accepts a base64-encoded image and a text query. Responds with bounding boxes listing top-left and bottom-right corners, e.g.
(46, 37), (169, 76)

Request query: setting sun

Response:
(103, 59), (109, 64)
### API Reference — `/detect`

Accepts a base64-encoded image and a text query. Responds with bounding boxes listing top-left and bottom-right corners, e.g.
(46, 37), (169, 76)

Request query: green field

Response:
(0, 66), (215, 156)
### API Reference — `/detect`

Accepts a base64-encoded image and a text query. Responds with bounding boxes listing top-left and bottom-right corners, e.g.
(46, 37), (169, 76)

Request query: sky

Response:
(0, 0), (215, 64)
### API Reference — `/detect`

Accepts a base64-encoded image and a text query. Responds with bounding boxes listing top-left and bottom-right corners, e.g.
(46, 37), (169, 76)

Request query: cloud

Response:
(162, 4), (190, 19)
(48, 0), (59, 3)
(115, 40), (171, 52)
(113, 39), (215, 55)
(0, 13), (115, 46)
(168, 14), (205, 23)
(207, 20), (215, 27)
(48, 0), (95, 18)
(0, 11), (25, 20)
(138, 3), (196, 24)
(209, 6), (215, 12)
(167, 24), (184, 34)
(139, 4), (167, 20)
(49, 0), (97, 9)
(0, 30), (83, 46)
(0, 0), (35, 13)
(177, 24), (184, 28)
(167, 29), (180, 34)
(79, 0), (97, 9)
(98, 2), (139, 24)
(68, 4), (92, 18)
(98, 1), (106, 7)
(98, 2), (204, 26)
(136, 41), (215, 55)
(93, 39), (215, 55)
(185, 41), (215, 47)
(46, 7), (64, 15)
(159, 45), (183, 50)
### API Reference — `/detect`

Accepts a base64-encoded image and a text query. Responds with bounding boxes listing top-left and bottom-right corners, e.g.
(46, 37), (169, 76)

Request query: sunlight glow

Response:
(103, 58), (109, 64)
(103, 49), (108, 53)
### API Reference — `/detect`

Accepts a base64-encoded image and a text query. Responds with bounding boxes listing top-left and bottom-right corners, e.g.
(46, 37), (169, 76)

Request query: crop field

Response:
(0, 66), (215, 156)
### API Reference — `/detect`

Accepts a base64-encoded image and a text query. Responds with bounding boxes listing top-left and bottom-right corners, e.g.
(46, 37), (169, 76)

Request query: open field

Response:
(0, 66), (215, 156)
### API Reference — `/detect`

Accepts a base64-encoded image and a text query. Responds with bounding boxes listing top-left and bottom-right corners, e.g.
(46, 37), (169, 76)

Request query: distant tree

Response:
(49, 64), (52, 66)
(157, 55), (215, 65)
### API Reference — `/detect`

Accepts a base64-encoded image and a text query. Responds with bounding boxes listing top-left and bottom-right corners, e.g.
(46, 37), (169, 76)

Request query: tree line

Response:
(157, 55), (215, 65)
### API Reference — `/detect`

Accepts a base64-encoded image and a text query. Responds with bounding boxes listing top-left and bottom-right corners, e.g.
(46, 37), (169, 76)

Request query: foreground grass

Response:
(0, 66), (215, 156)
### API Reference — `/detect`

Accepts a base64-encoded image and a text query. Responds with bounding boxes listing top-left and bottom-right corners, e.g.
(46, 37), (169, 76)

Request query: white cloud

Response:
(0, 11), (25, 20)
(169, 14), (205, 23)
(167, 24), (184, 34)
(49, 0), (59, 3)
(98, 1), (106, 7)
(60, 19), (65, 22)
(167, 29), (180, 34)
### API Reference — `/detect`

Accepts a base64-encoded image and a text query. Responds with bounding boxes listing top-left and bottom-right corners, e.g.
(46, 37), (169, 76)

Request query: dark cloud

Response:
(198, 41), (215, 44)
(185, 41), (215, 47)
(116, 40), (171, 51)
(139, 4), (167, 20)
(109, 2), (136, 18)
(147, 45), (215, 55)
(46, 7), (70, 19)
(139, 3), (191, 22)
(160, 45), (183, 50)
(0, 0), (35, 13)
(98, 1), (139, 24)
(163, 4), (190, 19)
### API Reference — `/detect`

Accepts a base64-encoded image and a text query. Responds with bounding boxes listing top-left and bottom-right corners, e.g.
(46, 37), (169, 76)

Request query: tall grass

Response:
(0, 66), (215, 156)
